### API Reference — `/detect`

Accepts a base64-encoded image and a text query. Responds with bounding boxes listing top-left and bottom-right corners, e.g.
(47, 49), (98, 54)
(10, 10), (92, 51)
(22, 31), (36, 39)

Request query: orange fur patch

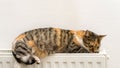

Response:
(40, 51), (48, 58)
(54, 28), (61, 46)
(73, 30), (85, 46)
(26, 40), (35, 47)
(73, 37), (81, 46)
(34, 49), (48, 58)
(16, 34), (26, 40)
(69, 30), (75, 34)
(76, 30), (85, 38)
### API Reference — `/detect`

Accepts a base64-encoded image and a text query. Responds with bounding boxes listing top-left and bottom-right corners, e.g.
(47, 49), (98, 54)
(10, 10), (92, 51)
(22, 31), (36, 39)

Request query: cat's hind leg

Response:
(33, 55), (41, 64)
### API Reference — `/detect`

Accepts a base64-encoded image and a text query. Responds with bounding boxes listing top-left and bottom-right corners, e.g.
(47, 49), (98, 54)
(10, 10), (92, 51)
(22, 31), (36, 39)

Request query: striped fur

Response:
(12, 27), (105, 65)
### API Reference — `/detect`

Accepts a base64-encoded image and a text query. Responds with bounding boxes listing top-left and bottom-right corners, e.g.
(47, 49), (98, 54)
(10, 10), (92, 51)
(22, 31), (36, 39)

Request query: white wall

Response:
(0, 0), (119, 68)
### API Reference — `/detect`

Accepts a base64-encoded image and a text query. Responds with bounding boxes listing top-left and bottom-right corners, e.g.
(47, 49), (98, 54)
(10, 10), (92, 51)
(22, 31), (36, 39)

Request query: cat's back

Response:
(12, 27), (75, 49)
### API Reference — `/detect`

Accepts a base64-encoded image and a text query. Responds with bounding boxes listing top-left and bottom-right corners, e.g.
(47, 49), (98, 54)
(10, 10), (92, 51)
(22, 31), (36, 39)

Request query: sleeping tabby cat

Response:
(12, 27), (105, 65)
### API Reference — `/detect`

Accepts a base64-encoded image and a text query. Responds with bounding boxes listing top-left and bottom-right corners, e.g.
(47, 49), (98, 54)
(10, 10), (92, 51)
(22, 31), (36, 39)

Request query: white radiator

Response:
(0, 50), (109, 68)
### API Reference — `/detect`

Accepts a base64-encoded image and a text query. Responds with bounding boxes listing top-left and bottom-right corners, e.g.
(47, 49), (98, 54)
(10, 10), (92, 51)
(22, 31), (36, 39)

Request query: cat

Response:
(12, 27), (105, 65)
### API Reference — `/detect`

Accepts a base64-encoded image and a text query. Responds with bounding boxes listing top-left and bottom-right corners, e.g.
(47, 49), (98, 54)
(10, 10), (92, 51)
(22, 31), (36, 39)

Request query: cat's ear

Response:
(99, 35), (106, 40)
(85, 30), (90, 36)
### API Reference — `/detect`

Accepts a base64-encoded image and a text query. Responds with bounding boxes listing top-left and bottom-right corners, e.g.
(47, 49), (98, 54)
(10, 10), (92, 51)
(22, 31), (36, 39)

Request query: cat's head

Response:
(83, 30), (106, 53)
